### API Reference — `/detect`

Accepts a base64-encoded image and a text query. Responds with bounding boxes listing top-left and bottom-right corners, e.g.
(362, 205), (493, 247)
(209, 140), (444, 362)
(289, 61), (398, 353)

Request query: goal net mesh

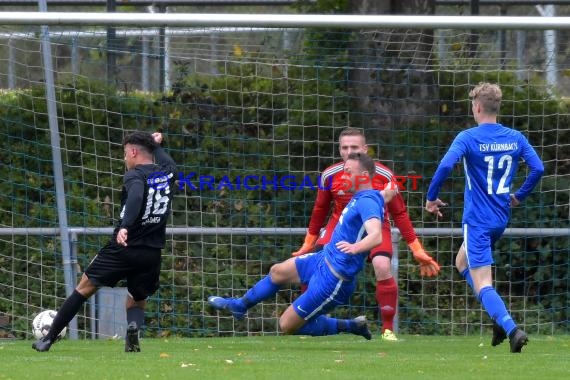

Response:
(0, 20), (568, 339)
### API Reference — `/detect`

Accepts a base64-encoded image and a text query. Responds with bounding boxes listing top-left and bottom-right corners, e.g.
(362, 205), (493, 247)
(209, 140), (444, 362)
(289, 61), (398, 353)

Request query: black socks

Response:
(47, 290), (87, 340)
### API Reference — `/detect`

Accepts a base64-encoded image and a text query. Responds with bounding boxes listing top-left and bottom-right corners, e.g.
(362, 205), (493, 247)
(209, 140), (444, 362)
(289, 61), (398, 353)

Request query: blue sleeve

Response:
(426, 134), (465, 201)
(514, 137), (544, 201)
(357, 195), (384, 223)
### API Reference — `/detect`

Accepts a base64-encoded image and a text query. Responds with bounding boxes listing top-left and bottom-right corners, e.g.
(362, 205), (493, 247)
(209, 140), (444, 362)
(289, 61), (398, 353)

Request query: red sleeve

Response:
(307, 180), (332, 236)
(387, 192), (417, 244)
(372, 162), (418, 244)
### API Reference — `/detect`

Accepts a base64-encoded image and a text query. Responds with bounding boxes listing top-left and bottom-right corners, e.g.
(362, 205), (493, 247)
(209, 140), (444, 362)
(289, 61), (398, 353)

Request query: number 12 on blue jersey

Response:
(484, 154), (513, 195)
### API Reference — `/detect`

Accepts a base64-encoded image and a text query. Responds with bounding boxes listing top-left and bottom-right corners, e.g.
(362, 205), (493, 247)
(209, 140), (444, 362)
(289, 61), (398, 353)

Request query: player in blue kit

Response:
(208, 152), (398, 339)
(425, 83), (544, 353)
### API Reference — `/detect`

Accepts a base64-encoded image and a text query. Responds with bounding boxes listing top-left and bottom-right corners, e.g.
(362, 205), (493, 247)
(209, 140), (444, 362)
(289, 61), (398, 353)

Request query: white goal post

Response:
(2, 12), (570, 29)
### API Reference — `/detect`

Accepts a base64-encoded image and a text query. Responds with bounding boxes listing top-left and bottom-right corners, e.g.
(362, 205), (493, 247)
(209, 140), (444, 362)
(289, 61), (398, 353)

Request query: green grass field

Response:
(1, 335), (569, 380)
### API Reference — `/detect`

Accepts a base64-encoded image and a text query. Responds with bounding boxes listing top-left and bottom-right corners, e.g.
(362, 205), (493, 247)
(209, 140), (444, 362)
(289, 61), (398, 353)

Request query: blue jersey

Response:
(427, 123), (544, 227)
(323, 189), (385, 279)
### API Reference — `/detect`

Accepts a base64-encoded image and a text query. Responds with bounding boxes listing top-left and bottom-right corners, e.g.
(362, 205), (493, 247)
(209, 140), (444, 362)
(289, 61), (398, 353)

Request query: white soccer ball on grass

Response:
(32, 310), (67, 340)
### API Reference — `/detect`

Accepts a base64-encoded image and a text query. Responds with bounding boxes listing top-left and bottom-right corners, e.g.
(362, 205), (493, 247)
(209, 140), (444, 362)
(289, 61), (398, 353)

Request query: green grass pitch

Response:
(1, 335), (569, 380)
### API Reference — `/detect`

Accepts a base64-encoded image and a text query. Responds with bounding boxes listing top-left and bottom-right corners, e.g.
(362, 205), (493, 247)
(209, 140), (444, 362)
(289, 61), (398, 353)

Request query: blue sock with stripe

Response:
(478, 286), (517, 336)
(296, 315), (338, 336)
(241, 275), (281, 308)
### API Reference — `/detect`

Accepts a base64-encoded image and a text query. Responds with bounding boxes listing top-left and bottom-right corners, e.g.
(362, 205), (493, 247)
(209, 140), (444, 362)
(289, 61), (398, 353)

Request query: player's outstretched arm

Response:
(380, 181), (399, 203)
(425, 198), (447, 218)
(292, 180), (332, 256)
(292, 232), (318, 257)
(408, 238), (440, 277)
(510, 194), (520, 208)
(152, 131), (177, 173)
(387, 195), (441, 277)
(335, 218), (382, 255)
(152, 131), (163, 144)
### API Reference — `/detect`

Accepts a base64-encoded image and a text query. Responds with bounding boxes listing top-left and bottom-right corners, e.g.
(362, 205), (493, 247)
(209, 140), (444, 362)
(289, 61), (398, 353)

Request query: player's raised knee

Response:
(269, 260), (297, 284)
(278, 317), (298, 335)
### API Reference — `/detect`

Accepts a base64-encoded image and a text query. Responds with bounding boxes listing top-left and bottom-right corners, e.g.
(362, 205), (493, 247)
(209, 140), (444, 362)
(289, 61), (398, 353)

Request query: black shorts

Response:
(84, 241), (162, 302)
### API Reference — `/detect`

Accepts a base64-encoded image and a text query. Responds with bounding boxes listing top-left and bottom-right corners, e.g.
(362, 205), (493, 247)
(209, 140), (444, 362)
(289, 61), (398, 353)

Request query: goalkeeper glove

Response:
(292, 233), (318, 257)
(408, 238), (440, 277)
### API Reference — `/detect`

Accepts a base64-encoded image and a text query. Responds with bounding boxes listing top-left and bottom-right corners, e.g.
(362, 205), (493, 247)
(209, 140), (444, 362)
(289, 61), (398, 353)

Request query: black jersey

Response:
(113, 147), (177, 248)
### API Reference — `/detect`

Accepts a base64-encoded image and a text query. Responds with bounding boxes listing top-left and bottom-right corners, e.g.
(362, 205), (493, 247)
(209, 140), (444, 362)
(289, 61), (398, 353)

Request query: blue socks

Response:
(461, 268), (517, 336)
(297, 315), (338, 336)
(241, 275), (281, 308)
(478, 286), (517, 336)
(296, 316), (367, 337)
(462, 267), (517, 336)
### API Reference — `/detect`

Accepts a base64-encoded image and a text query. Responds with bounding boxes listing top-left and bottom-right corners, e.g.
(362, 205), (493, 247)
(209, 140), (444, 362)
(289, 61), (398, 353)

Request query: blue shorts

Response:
(463, 223), (505, 269)
(293, 251), (356, 321)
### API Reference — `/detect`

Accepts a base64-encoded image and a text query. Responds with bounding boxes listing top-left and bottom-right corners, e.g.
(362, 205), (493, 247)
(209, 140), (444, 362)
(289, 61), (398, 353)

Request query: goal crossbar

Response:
(2, 12), (570, 30)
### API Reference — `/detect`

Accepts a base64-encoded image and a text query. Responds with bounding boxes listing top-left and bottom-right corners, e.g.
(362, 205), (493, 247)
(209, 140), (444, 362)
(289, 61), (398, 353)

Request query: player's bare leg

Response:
(279, 305), (307, 334)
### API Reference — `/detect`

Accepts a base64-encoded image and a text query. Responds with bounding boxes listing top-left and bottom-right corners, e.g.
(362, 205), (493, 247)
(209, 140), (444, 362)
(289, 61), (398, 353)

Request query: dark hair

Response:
(346, 152), (375, 175)
(122, 131), (157, 154)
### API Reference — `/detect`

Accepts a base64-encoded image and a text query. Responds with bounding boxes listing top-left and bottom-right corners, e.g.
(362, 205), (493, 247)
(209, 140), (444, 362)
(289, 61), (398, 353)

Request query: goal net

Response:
(0, 14), (568, 340)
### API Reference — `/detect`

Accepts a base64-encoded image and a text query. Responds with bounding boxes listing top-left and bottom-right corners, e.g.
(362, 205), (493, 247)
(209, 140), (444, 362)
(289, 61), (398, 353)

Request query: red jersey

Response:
(309, 161), (417, 249)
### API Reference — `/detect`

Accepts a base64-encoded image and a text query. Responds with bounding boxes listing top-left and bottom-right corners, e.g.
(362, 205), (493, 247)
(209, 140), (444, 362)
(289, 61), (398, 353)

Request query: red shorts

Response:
(316, 218), (393, 260)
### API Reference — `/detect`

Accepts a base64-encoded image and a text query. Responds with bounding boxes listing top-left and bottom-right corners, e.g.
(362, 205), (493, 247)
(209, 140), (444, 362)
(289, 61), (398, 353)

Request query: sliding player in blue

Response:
(425, 82), (544, 353)
(208, 152), (398, 339)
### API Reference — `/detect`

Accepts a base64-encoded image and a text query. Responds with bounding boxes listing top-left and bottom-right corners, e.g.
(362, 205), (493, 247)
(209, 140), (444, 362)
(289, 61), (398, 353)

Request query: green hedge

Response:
(1, 67), (568, 337)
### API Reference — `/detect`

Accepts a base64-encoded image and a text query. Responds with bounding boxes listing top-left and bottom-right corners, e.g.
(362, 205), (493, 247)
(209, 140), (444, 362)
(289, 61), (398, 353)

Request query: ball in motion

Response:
(32, 310), (67, 340)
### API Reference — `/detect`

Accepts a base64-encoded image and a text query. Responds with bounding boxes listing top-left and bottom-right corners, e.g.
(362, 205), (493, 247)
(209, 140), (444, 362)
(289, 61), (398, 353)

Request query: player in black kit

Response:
(33, 131), (177, 353)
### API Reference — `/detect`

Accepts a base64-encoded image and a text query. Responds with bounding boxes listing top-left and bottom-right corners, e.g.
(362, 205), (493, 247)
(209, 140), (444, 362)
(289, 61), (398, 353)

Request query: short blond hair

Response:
(338, 127), (365, 142)
(469, 82), (502, 114)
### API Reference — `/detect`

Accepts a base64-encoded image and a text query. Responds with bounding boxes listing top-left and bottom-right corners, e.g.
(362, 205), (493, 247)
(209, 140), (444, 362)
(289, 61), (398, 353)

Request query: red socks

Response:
(376, 278), (398, 332)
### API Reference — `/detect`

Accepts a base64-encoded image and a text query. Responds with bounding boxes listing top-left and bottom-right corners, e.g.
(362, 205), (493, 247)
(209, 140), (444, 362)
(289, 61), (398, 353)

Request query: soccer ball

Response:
(32, 310), (67, 340)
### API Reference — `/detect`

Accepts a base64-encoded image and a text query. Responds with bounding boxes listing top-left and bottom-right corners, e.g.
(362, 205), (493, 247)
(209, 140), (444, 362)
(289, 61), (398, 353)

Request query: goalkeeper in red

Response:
(292, 127), (440, 341)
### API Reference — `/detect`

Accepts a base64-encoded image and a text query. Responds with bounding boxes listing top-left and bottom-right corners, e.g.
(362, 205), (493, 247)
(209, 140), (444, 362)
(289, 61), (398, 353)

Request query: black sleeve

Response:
(154, 146), (177, 174)
(120, 175), (145, 230)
